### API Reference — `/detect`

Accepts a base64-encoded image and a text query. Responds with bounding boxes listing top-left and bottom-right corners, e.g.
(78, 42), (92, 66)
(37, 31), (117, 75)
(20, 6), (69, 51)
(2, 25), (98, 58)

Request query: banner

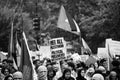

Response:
(49, 37), (66, 61)
(106, 39), (120, 58)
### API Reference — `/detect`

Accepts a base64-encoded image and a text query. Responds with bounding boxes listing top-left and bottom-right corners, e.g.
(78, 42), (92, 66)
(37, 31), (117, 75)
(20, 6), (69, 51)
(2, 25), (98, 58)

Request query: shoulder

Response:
(70, 77), (75, 80)
(58, 77), (63, 80)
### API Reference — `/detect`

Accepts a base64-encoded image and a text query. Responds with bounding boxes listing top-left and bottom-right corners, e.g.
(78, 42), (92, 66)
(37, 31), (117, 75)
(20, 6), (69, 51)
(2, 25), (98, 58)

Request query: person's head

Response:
(46, 64), (52, 70)
(2, 59), (8, 68)
(92, 73), (104, 80)
(47, 67), (56, 79)
(98, 66), (106, 74)
(100, 59), (106, 67)
(37, 66), (47, 80)
(67, 62), (75, 71)
(86, 67), (95, 77)
(7, 60), (13, 67)
(109, 71), (118, 80)
(77, 69), (86, 78)
(89, 63), (95, 69)
(33, 59), (41, 67)
(2, 68), (10, 76)
(4, 75), (13, 80)
(13, 71), (23, 80)
(51, 62), (59, 72)
(112, 60), (120, 67)
(63, 68), (71, 79)
(60, 60), (68, 73)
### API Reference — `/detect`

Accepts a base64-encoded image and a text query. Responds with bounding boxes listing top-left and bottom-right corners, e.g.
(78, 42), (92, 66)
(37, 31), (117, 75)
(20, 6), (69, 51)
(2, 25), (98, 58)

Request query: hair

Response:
(62, 68), (71, 78)
(112, 60), (120, 67)
(109, 71), (118, 80)
(47, 67), (56, 78)
(100, 59), (106, 65)
(2, 59), (8, 63)
(33, 59), (40, 65)
(67, 62), (75, 71)
(4, 75), (13, 80)
(77, 69), (85, 78)
(7, 59), (13, 63)
(1, 68), (10, 75)
(89, 63), (95, 69)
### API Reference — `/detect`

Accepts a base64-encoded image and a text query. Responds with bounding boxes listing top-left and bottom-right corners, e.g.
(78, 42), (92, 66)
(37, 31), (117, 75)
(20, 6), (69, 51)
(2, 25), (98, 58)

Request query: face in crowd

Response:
(3, 68), (10, 76)
(2, 59), (8, 68)
(52, 62), (59, 72)
(63, 69), (71, 79)
(37, 66), (47, 80)
(80, 69), (85, 77)
(61, 61), (68, 73)
(13, 71), (23, 80)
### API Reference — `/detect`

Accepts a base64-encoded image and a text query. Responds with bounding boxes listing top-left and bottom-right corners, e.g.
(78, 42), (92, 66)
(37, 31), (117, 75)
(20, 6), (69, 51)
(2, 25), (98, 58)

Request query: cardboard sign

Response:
(49, 37), (66, 61)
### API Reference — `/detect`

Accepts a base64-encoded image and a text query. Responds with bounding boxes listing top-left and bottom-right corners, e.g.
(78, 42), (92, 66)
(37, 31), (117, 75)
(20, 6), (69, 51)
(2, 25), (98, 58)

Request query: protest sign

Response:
(106, 39), (120, 58)
(66, 41), (73, 59)
(97, 48), (108, 59)
(49, 37), (66, 61)
(97, 47), (110, 70)
(29, 46), (51, 60)
(39, 46), (51, 60)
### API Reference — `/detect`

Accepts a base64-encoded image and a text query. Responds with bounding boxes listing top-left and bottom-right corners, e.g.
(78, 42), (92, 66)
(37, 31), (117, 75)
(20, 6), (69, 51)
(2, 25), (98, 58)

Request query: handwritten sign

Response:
(49, 37), (66, 61)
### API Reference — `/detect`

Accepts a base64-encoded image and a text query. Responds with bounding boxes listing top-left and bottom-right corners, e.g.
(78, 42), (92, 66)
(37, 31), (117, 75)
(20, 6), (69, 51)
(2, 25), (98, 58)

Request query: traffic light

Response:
(33, 17), (40, 30)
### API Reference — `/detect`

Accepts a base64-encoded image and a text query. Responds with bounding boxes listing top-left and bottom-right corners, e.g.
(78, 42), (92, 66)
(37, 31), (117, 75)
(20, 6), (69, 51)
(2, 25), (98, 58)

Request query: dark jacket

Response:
(76, 77), (86, 80)
(58, 77), (75, 80)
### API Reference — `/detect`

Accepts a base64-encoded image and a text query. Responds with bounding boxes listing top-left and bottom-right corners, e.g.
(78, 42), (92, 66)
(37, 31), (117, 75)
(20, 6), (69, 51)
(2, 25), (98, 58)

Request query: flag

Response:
(57, 6), (79, 35)
(73, 19), (80, 33)
(15, 33), (22, 67)
(82, 38), (92, 55)
(19, 32), (36, 80)
(57, 5), (83, 55)
(8, 22), (14, 59)
(8, 22), (18, 70)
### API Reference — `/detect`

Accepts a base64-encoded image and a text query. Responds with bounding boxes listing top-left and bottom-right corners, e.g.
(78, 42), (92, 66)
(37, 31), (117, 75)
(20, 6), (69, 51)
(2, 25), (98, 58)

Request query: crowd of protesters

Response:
(0, 57), (120, 80)
(0, 59), (23, 80)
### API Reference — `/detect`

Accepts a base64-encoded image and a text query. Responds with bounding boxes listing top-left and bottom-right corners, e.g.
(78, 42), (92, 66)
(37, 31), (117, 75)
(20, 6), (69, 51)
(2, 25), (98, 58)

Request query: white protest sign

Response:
(30, 46), (51, 60)
(66, 41), (73, 59)
(71, 53), (81, 63)
(39, 46), (51, 60)
(97, 48), (108, 58)
(97, 47), (110, 71)
(49, 37), (66, 61)
(106, 39), (120, 57)
(105, 39), (120, 70)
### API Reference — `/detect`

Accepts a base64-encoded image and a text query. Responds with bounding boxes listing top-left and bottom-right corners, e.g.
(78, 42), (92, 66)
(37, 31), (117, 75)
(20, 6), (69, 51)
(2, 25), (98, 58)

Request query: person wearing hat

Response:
(92, 73), (104, 80)
(109, 71), (118, 80)
(37, 66), (47, 80)
(85, 68), (95, 80)
(13, 71), (23, 80)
